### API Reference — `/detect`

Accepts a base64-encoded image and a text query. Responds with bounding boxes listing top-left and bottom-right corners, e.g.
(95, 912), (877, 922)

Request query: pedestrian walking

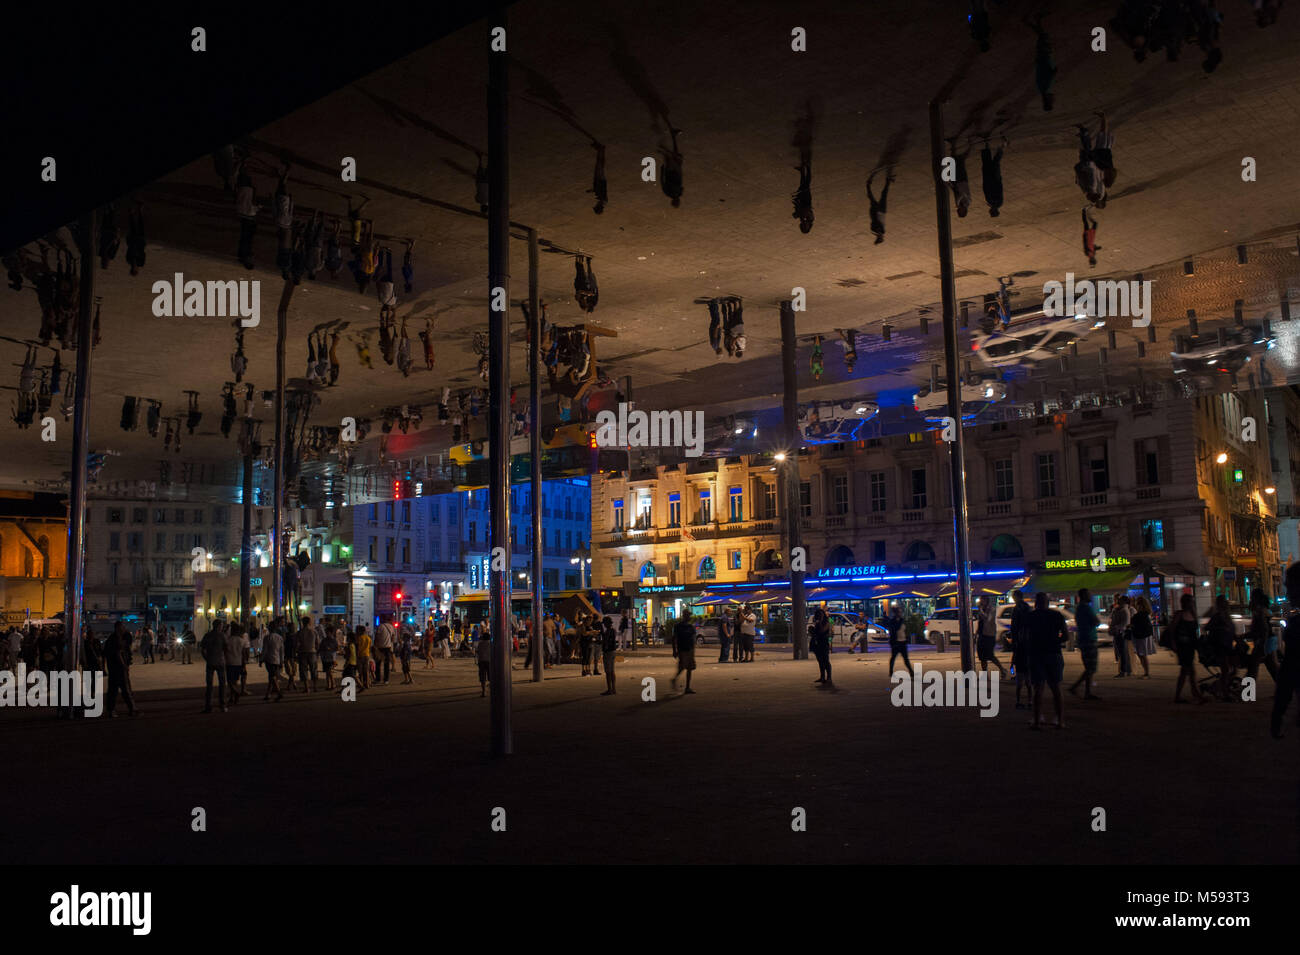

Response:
(1246, 590), (1278, 688)
(374, 615), (396, 685)
(980, 137), (1005, 217)
(671, 614), (697, 694)
(224, 622), (245, 706)
(1009, 589), (1033, 708)
(867, 169), (894, 242)
(1069, 588), (1102, 700)
(296, 616), (319, 693)
(139, 624), (155, 664)
(946, 139), (972, 217)
(1171, 593), (1207, 704)
(1028, 593), (1068, 729)
(262, 624), (284, 701)
(1111, 594), (1133, 677)
(1130, 595), (1157, 678)
(1271, 563), (1300, 738)
(1081, 205), (1100, 268)
(885, 603), (912, 676)
(976, 596), (1009, 678)
(103, 622), (138, 717)
(810, 608), (833, 686)
(200, 622), (227, 713)
(717, 612), (733, 664)
(399, 627), (414, 684)
(319, 623), (338, 690)
(355, 625), (372, 690)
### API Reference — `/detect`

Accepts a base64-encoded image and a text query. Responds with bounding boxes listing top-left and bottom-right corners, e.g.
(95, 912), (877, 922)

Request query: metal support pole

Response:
(780, 301), (808, 660)
(488, 12), (514, 755)
(62, 211), (95, 706)
(272, 280), (294, 621)
(929, 100), (975, 671)
(240, 452), (253, 628)
(528, 228), (543, 683)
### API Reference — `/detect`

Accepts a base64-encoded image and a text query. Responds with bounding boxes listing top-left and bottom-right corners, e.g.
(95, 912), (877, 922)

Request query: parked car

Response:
(828, 612), (890, 645)
(924, 604), (1110, 650)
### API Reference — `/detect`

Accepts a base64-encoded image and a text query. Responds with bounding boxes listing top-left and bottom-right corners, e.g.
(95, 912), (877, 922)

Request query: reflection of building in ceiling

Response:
(592, 388), (1294, 620)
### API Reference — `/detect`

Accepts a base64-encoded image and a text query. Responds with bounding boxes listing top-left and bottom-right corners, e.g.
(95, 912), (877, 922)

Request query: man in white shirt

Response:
(374, 615), (396, 685)
(297, 616), (320, 693)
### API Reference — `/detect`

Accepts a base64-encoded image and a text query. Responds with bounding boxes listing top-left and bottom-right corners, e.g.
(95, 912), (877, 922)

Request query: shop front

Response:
(1022, 554), (1164, 615)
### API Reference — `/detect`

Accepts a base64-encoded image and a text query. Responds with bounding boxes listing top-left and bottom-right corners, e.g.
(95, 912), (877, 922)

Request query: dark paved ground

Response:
(2, 645), (1296, 864)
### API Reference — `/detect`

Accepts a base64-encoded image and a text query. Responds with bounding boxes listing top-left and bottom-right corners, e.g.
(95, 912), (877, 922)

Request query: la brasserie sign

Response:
(815, 565), (888, 578)
(1044, 556), (1131, 570)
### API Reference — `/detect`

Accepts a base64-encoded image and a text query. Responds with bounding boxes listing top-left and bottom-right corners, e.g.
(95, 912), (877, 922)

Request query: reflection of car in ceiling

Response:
(797, 400), (879, 444)
(1171, 325), (1273, 380)
(913, 379), (1007, 419)
(971, 314), (1100, 368)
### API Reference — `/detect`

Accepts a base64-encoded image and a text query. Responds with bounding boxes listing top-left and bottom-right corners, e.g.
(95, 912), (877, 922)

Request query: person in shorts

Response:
(1028, 593), (1068, 729)
(976, 596), (1009, 679)
(1069, 588), (1101, 701)
(671, 614), (697, 694)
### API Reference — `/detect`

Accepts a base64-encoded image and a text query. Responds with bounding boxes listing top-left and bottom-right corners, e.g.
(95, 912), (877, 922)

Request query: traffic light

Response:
(394, 590), (404, 603)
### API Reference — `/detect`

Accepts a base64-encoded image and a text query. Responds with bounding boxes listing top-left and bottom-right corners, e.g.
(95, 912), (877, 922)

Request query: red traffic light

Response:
(394, 591), (404, 602)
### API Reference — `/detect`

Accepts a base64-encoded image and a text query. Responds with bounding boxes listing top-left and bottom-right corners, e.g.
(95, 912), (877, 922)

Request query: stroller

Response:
(1196, 632), (1246, 701)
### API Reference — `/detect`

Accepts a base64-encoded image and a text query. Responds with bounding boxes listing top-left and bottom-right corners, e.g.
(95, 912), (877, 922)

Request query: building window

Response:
(368, 503), (378, 522)
(153, 508), (167, 524)
(698, 488), (712, 523)
(108, 508), (123, 524)
(639, 561), (657, 582)
(869, 472), (887, 512)
(402, 501), (411, 524)
(993, 458), (1015, 502)
(174, 508), (186, 524)
(1136, 438), (1160, 485)
(904, 540), (936, 562)
(430, 502), (440, 523)
(1044, 528), (1061, 557)
(173, 533), (185, 552)
(668, 493), (681, 527)
(109, 562), (119, 586)
(989, 534), (1023, 560)
(636, 493), (652, 529)
(1082, 442), (1109, 493)
(910, 469), (927, 510)
(565, 530), (573, 549)
(402, 539), (411, 564)
(670, 553), (681, 571)
(468, 522), (476, 544)
(154, 532), (166, 551)
(699, 556), (717, 580)
(173, 561), (184, 582)
(132, 508), (145, 524)
(729, 550), (742, 570)
(431, 540), (441, 562)
(729, 485), (744, 521)
(127, 533), (142, 552)
(191, 534), (203, 549)
(131, 561), (144, 584)
(153, 560), (166, 580)
(613, 499), (625, 530)
(871, 540), (886, 561)
(213, 533), (226, 553)
(763, 483), (777, 519)
(613, 557), (624, 576)
(799, 481), (812, 518)
(385, 502), (394, 522)
(192, 509), (204, 524)
(1141, 518), (1166, 551)
(368, 538), (377, 563)
(109, 532), (121, 552)
(830, 474), (849, 515)
(1036, 453), (1057, 499)
(385, 539), (395, 564)
(213, 506), (229, 524)
(543, 569), (559, 590)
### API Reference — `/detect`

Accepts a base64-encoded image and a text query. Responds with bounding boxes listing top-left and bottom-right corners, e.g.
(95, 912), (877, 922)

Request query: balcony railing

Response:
(825, 514), (849, 529)
(1079, 492), (1109, 508)
(901, 508), (927, 523)
(1035, 497), (1060, 512)
(986, 501), (1012, 517)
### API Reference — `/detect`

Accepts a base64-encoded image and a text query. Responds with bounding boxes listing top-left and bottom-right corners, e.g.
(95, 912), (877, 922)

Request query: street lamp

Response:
(1215, 452), (1228, 465)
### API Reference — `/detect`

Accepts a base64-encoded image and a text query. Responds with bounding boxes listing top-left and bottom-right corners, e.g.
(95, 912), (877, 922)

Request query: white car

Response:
(827, 612), (889, 645)
(971, 314), (1100, 369)
(798, 400), (879, 444)
(913, 379), (1007, 418)
(923, 605), (1109, 650)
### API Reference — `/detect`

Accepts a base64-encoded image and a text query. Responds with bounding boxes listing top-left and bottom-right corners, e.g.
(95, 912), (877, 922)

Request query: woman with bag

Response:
(1129, 596), (1156, 678)
(1173, 594), (1207, 703)
(809, 608), (833, 686)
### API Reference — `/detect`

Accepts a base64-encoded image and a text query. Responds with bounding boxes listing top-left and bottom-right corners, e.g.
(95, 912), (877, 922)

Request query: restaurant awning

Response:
(694, 592), (741, 606)
(1022, 566), (1146, 596)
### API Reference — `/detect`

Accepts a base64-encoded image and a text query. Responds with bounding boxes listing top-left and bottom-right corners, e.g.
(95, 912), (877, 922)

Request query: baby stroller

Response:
(1196, 635), (1245, 701)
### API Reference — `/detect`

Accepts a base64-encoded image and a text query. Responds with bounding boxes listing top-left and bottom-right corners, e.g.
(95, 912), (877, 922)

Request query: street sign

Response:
(323, 604), (347, 614)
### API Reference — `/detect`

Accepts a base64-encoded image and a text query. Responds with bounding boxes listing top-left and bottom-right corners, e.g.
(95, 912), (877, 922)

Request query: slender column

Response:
(272, 280), (294, 620)
(62, 211), (96, 703)
(529, 228), (543, 683)
(488, 8), (513, 755)
(241, 452), (253, 628)
(929, 100), (975, 670)
(780, 301), (807, 660)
